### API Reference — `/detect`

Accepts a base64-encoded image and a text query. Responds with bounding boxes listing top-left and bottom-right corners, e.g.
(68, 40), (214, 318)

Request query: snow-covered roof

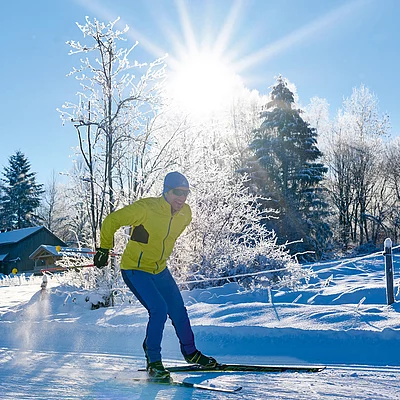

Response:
(0, 227), (43, 245)
(29, 245), (93, 260)
(0, 253), (8, 262)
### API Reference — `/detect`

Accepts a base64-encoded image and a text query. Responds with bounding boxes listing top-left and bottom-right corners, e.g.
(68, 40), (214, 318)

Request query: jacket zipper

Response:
(137, 251), (143, 268)
(157, 216), (173, 271)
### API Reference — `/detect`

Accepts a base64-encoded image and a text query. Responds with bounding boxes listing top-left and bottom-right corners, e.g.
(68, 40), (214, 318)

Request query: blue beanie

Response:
(163, 171), (189, 193)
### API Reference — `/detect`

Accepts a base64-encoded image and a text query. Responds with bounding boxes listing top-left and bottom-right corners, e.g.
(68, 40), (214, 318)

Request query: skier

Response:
(93, 171), (217, 380)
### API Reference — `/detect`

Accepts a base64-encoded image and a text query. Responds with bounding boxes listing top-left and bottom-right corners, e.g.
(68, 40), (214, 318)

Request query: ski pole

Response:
(55, 246), (121, 257)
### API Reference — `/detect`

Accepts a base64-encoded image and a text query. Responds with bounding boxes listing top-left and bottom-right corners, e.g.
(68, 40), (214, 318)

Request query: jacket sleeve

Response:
(100, 201), (147, 249)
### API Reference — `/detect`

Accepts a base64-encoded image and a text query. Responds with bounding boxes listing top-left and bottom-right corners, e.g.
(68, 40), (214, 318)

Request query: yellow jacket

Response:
(100, 196), (192, 274)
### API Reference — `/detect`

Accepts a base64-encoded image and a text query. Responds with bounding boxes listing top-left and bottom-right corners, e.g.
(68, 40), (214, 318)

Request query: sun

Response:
(167, 50), (240, 116)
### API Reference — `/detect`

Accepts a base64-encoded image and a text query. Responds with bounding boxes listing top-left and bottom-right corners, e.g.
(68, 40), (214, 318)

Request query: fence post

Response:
(40, 274), (48, 301)
(41, 274), (48, 290)
(384, 238), (395, 305)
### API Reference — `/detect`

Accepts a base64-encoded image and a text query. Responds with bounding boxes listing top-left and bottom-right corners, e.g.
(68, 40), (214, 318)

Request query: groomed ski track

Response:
(1, 348), (399, 399)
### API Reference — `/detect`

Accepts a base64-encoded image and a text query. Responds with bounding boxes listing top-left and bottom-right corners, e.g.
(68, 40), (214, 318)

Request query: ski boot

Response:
(146, 361), (171, 381)
(184, 350), (218, 368)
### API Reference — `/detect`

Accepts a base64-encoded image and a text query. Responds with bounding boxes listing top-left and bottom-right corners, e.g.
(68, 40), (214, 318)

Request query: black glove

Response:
(94, 248), (109, 268)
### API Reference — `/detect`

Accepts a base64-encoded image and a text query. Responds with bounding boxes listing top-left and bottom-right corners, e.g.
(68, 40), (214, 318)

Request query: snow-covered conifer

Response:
(248, 76), (331, 259)
(0, 151), (44, 230)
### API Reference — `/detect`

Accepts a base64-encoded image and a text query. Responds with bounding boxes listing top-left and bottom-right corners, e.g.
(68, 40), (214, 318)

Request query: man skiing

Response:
(94, 171), (217, 380)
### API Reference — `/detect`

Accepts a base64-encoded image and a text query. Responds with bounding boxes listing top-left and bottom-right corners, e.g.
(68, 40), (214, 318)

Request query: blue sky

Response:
(0, 0), (399, 185)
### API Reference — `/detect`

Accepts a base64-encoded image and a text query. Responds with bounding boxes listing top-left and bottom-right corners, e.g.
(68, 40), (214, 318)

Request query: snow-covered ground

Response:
(1, 253), (400, 399)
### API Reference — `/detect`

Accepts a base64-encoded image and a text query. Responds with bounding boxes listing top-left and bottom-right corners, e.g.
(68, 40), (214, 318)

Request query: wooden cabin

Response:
(0, 226), (66, 275)
(30, 245), (93, 274)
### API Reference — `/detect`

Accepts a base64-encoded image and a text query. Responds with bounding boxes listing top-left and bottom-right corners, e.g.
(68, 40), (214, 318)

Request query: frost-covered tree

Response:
(382, 137), (400, 243)
(304, 96), (331, 152)
(143, 105), (306, 289)
(38, 172), (73, 243)
(59, 17), (166, 247)
(225, 87), (266, 170)
(325, 85), (389, 248)
(169, 162), (305, 289)
(0, 151), (44, 230)
(62, 160), (99, 246)
(248, 76), (331, 258)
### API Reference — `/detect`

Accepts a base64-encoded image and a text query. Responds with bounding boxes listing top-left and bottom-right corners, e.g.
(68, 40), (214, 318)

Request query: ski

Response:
(129, 376), (242, 393)
(163, 363), (326, 373)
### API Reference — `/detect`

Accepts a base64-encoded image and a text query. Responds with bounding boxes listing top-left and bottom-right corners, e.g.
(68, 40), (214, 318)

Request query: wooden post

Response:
(384, 238), (395, 305)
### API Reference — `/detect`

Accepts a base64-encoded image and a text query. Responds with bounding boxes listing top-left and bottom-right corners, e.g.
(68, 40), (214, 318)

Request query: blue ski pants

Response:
(121, 268), (196, 363)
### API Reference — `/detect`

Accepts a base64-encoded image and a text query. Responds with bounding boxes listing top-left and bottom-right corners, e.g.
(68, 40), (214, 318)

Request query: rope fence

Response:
(35, 239), (399, 303)
(176, 245), (400, 287)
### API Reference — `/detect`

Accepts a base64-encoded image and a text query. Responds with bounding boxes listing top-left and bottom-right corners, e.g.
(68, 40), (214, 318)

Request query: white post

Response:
(40, 274), (48, 301)
(41, 274), (48, 290)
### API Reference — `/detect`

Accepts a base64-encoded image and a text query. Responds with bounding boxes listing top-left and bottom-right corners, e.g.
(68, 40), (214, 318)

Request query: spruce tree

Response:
(0, 151), (44, 229)
(249, 76), (331, 258)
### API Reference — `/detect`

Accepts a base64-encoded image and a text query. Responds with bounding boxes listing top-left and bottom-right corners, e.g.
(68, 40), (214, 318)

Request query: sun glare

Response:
(167, 51), (240, 116)
(77, 0), (364, 108)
